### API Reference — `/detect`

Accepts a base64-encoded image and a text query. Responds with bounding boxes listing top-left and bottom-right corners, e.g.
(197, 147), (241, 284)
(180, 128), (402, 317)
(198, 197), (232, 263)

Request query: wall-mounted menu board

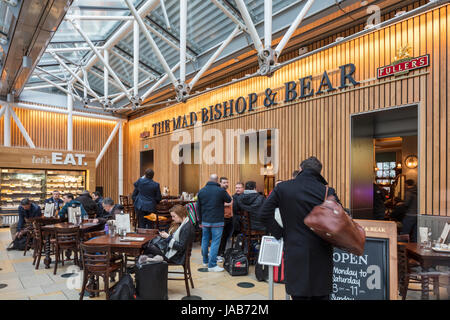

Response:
(331, 220), (398, 300)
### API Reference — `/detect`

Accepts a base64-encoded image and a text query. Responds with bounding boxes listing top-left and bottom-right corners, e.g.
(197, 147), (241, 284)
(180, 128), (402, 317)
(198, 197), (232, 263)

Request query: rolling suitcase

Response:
(135, 260), (168, 300)
(273, 251), (285, 283)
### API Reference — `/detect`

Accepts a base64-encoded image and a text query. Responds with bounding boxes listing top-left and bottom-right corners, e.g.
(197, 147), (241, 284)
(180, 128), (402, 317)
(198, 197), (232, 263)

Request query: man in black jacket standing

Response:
(197, 174), (232, 272)
(259, 157), (340, 300)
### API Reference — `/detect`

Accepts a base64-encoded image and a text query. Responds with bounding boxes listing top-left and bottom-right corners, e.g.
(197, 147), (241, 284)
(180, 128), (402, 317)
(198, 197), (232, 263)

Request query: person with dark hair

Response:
(58, 193), (87, 219)
(400, 179), (418, 242)
(132, 168), (162, 228)
(373, 183), (387, 220)
(75, 191), (98, 216)
(259, 156), (340, 300)
(234, 181), (266, 231)
(91, 191), (104, 215)
(11, 198), (42, 240)
(44, 190), (64, 211)
(217, 177), (234, 262)
(197, 174), (232, 272)
(99, 197), (123, 220)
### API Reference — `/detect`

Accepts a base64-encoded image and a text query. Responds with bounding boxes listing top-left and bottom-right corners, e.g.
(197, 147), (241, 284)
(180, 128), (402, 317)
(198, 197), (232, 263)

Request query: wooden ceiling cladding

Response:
(125, 4), (450, 217)
(0, 107), (120, 202)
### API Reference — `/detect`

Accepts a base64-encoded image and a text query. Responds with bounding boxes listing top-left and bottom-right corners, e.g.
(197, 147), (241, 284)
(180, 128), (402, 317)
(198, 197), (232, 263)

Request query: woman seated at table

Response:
(58, 193), (87, 219)
(144, 204), (195, 265)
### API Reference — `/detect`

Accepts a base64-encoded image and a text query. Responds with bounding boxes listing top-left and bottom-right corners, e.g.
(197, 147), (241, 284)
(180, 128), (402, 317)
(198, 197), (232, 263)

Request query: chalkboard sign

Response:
(331, 237), (390, 300)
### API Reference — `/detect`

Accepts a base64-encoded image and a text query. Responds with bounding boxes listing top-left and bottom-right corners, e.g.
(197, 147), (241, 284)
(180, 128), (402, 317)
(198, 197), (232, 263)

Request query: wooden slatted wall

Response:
(125, 4), (449, 216)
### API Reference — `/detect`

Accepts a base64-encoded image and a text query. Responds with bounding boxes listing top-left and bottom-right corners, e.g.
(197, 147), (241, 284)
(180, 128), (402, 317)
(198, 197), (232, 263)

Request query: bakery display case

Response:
(0, 169), (86, 218)
(0, 169), (46, 212)
(46, 170), (86, 198)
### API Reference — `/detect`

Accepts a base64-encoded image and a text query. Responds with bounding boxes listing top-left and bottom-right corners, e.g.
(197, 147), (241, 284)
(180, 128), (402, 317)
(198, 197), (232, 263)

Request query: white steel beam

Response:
(74, 0), (160, 83)
(104, 50), (109, 101)
(51, 53), (101, 101)
(67, 85), (73, 151)
(118, 122), (123, 197)
(96, 121), (120, 168)
(264, 0), (272, 49)
(3, 104), (11, 147)
(88, 68), (127, 92)
(189, 26), (240, 90)
(65, 15), (134, 21)
(24, 83), (66, 90)
(112, 77), (156, 103)
(133, 21), (140, 97)
(35, 74), (83, 102)
(141, 62), (180, 100)
(179, 0), (187, 83)
(143, 22), (195, 61)
(125, 0), (178, 88)
(46, 46), (104, 53)
(210, 0), (247, 32)
(12, 101), (125, 122)
(109, 50), (156, 79)
(70, 20), (133, 101)
(9, 106), (36, 148)
(159, 0), (171, 30)
(0, 105), (6, 118)
(235, 0), (263, 53)
(275, 0), (315, 56)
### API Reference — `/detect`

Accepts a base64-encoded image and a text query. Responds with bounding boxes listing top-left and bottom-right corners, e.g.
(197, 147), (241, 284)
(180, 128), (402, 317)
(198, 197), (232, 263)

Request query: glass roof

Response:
(0, 1), (14, 37)
(27, 0), (305, 101)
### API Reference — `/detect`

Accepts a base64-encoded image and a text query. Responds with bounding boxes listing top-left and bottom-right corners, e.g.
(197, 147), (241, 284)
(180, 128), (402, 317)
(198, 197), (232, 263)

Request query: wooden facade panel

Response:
(125, 5), (450, 216)
(0, 106), (120, 202)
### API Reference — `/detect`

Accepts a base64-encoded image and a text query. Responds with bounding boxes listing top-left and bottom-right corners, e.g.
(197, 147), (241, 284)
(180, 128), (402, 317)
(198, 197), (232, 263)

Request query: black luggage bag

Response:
(135, 261), (168, 300)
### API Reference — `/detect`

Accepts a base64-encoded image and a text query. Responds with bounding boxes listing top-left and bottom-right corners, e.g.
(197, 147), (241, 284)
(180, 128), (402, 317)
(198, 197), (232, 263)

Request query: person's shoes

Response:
(208, 266), (224, 272)
(216, 256), (224, 263)
(202, 263), (208, 267)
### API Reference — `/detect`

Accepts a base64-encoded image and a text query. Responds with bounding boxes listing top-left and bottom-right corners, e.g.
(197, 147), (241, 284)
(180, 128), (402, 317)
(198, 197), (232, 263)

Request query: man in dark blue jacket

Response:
(197, 174), (232, 272)
(44, 190), (64, 211)
(15, 198), (42, 238)
(132, 168), (162, 229)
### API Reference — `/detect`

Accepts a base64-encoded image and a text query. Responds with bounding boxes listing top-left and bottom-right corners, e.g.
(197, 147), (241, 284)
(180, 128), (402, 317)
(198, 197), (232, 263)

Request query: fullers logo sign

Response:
(377, 45), (430, 79)
(149, 63), (360, 137)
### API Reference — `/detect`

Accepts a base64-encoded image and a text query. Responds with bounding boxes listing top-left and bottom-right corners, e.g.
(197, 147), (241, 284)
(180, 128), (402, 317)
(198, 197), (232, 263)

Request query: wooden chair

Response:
(239, 211), (265, 265)
(53, 226), (81, 275)
(168, 241), (195, 297)
(31, 220), (56, 269)
(119, 195), (130, 206)
(87, 210), (97, 219)
(397, 242), (446, 300)
(79, 244), (123, 300)
(23, 217), (35, 256)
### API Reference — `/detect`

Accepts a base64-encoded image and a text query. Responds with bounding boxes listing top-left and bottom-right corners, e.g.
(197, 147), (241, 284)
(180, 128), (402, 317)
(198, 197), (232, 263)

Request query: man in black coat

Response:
(75, 191), (98, 216)
(132, 168), (162, 229)
(259, 157), (340, 300)
(234, 181), (266, 231)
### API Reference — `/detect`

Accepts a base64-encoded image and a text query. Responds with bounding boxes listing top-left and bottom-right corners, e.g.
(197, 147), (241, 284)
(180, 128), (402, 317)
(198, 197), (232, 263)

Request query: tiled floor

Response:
(0, 227), (448, 300)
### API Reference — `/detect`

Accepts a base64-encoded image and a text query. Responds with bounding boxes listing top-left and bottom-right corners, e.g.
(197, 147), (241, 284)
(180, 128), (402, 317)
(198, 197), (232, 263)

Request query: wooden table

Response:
(41, 221), (105, 269)
(405, 242), (450, 299)
(83, 233), (156, 257)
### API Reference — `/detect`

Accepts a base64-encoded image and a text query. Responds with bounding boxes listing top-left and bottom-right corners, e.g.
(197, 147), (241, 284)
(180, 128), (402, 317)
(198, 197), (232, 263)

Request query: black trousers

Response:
(292, 295), (329, 300)
(136, 209), (150, 229)
(401, 215), (418, 242)
(218, 217), (234, 256)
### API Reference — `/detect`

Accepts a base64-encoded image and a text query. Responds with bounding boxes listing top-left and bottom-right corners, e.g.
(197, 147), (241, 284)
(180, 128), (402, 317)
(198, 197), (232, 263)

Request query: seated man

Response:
(75, 190), (98, 216)
(59, 193), (87, 219)
(91, 191), (104, 216)
(44, 190), (64, 211)
(10, 198), (42, 241)
(234, 181), (266, 231)
(99, 197), (123, 220)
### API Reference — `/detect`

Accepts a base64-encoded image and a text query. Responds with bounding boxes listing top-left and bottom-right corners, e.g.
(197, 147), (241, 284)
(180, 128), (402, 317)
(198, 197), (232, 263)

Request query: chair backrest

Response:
(119, 195), (129, 206)
(32, 220), (42, 242)
(136, 228), (159, 235)
(398, 234), (410, 243)
(240, 211), (252, 233)
(55, 227), (80, 248)
(397, 243), (409, 282)
(80, 244), (112, 271)
(87, 210), (97, 219)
